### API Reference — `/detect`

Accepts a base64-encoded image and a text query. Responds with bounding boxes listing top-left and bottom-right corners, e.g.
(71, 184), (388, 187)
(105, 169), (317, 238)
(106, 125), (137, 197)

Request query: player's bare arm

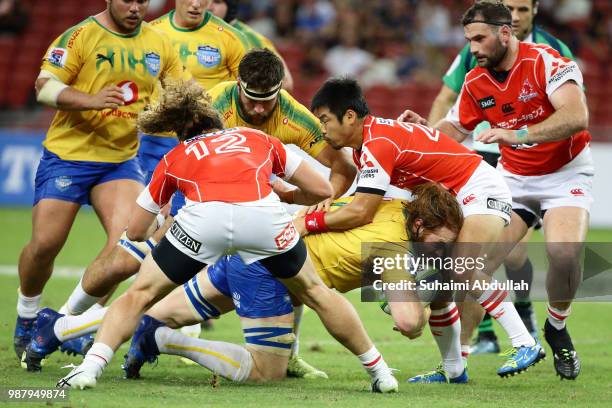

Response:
(35, 77), (124, 111)
(435, 118), (469, 143)
(314, 145), (357, 197)
(428, 85), (459, 125)
(296, 191), (383, 235)
(285, 161), (334, 206)
(477, 82), (588, 145)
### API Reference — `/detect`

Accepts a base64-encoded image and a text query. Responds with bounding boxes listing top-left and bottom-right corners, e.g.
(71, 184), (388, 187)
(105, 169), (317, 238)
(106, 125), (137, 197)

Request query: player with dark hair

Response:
(426, 0), (575, 356)
(306, 77), (543, 379)
(13, 0), (186, 361)
(438, 1), (591, 380)
(54, 80), (398, 393)
(207, 0), (294, 91)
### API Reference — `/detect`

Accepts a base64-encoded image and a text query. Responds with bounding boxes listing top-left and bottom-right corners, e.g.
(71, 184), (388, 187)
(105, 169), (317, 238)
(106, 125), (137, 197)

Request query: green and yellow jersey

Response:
(209, 81), (327, 158)
(41, 17), (186, 163)
(151, 10), (249, 92)
(305, 197), (408, 293)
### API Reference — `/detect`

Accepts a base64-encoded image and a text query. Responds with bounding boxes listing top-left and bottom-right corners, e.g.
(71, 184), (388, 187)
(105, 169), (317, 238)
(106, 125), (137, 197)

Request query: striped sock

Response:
(358, 346), (390, 379)
(461, 345), (470, 360)
(82, 342), (114, 378)
(54, 307), (107, 342)
(478, 283), (535, 348)
(547, 304), (570, 330)
(429, 303), (464, 378)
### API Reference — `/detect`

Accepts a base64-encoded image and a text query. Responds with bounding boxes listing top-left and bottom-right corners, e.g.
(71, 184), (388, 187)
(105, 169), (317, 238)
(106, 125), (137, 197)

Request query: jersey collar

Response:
(169, 9), (211, 32)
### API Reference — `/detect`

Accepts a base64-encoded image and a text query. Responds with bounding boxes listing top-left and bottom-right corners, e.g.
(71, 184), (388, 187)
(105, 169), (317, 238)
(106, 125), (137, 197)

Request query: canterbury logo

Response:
(570, 188), (584, 196)
(462, 194), (476, 205)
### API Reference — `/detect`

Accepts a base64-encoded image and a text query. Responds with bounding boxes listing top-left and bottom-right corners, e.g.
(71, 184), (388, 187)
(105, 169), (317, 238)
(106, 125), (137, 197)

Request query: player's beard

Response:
(108, 1), (144, 33)
(476, 38), (508, 69)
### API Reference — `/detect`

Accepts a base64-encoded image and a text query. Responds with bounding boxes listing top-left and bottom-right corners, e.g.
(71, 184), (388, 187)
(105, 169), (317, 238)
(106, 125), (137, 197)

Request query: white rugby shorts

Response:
(497, 146), (594, 217)
(456, 161), (513, 225)
(166, 193), (299, 265)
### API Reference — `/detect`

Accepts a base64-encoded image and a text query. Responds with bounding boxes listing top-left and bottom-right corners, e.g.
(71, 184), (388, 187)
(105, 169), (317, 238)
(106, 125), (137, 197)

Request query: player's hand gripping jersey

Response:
(354, 116), (482, 196)
(137, 127), (303, 211)
(447, 42), (591, 176)
(41, 17), (186, 163)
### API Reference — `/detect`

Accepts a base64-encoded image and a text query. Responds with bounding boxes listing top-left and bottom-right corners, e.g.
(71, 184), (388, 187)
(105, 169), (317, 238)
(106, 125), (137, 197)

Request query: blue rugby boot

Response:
(408, 364), (468, 384)
(497, 340), (545, 378)
(123, 315), (164, 379)
(14, 316), (36, 360)
(61, 334), (94, 357)
(21, 308), (63, 371)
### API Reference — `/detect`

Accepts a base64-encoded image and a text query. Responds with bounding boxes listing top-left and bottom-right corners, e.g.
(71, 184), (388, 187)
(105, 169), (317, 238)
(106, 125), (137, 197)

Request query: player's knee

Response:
(395, 313), (427, 340)
(124, 286), (157, 311)
(546, 245), (581, 271)
(109, 247), (142, 280)
(27, 236), (64, 262)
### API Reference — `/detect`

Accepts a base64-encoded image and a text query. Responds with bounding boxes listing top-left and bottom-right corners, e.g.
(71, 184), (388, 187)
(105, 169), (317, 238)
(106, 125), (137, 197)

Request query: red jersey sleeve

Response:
(269, 137), (303, 180)
(446, 84), (485, 134)
(355, 137), (397, 195)
(136, 155), (177, 213)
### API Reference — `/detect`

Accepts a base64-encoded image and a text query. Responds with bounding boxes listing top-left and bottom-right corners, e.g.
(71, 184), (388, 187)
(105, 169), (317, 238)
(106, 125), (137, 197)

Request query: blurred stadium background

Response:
(1, 0), (612, 225)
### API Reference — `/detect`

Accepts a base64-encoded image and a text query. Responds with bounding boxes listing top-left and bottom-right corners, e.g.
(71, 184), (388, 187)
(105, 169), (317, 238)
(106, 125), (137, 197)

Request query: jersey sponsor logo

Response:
(197, 45), (222, 68)
(462, 194), (477, 205)
(144, 52), (161, 76)
(495, 105), (545, 130)
(486, 198), (511, 216)
(274, 222), (297, 250)
(118, 80), (139, 105)
(308, 133), (324, 148)
(100, 109), (138, 119)
(67, 26), (84, 49)
(48, 47), (68, 67)
(96, 52), (115, 68)
(518, 79), (538, 103)
(550, 62), (577, 84)
(170, 222), (202, 253)
(478, 96), (496, 110)
(359, 168), (379, 179)
(375, 118), (394, 125)
(502, 102), (515, 115)
(570, 188), (584, 196)
(54, 176), (72, 191)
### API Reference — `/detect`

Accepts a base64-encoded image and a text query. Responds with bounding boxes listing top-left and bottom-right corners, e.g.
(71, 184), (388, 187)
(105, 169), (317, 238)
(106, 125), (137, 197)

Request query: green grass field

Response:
(1, 208), (612, 407)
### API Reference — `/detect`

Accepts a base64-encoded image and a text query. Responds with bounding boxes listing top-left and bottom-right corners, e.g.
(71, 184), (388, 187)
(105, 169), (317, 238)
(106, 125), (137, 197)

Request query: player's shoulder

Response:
(277, 90), (320, 134)
(52, 17), (96, 49)
(208, 14), (249, 44)
(209, 81), (237, 104)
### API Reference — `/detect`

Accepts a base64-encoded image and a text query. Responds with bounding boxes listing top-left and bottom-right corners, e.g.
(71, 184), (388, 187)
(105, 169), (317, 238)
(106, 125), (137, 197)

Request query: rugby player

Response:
(304, 77), (544, 379)
(57, 0), (250, 322)
(438, 1), (591, 380)
(14, 0), (186, 360)
(27, 184), (468, 384)
(427, 0), (575, 354)
(54, 81), (398, 392)
(206, 0), (295, 91)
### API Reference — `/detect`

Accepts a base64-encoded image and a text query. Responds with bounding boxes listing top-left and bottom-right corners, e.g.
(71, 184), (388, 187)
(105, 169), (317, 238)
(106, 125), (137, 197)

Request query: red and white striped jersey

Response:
(355, 116), (482, 196)
(447, 41), (590, 176)
(137, 127), (302, 212)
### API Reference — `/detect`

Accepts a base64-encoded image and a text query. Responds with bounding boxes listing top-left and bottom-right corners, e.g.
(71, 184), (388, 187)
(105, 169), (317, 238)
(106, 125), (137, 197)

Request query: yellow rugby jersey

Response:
(305, 197), (409, 293)
(41, 17), (186, 163)
(209, 81), (327, 158)
(231, 20), (279, 54)
(151, 11), (249, 92)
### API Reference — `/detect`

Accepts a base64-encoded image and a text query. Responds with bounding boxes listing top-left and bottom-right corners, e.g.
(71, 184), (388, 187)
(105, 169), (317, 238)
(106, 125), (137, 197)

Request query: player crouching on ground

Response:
(54, 80), (399, 393)
(119, 182), (466, 384)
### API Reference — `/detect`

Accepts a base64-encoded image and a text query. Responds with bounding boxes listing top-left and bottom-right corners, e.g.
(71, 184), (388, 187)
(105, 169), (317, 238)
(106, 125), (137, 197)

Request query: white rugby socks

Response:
(358, 346), (392, 380)
(81, 342), (114, 378)
(17, 289), (41, 319)
(155, 326), (253, 382)
(547, 304), (571, 330)
(53, 307), (108, 342)
(478, 284), (535, 348)
(429, 303), (464, 378)
(63, 279), (101, 316)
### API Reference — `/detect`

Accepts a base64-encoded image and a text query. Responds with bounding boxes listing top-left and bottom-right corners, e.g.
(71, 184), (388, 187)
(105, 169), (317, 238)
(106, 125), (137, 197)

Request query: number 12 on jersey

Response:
(185, 133), (251, 160)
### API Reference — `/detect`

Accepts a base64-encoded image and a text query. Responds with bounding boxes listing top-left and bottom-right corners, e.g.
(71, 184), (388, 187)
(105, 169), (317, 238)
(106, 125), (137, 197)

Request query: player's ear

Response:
(344, 109), (356, 125)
